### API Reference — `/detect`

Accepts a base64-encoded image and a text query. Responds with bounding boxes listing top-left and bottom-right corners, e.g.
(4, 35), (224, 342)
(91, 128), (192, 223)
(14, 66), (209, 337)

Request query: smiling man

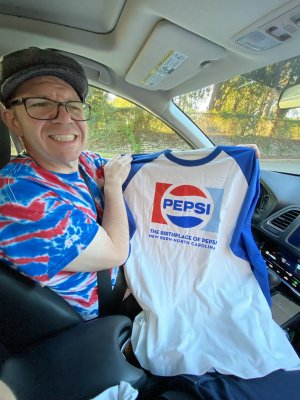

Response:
(3, 75), (88, 173)
(0, 47), (132, 321)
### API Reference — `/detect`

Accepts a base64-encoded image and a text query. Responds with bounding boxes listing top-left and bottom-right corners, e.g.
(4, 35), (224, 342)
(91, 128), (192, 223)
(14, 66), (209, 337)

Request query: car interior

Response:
(0, 1), (300, 399)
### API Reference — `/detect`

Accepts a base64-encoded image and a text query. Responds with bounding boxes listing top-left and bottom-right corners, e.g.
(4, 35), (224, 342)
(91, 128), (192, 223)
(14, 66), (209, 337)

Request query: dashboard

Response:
(252, 169), (300, 354)
(253, 169), (300, 297)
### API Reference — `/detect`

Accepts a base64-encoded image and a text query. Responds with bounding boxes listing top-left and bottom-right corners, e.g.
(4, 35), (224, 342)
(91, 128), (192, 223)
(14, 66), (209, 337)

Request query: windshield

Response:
(174, 55), (300, 174)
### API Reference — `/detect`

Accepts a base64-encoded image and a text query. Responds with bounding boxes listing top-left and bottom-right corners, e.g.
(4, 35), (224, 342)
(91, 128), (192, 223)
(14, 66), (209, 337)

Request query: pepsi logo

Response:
(151, 183), (214, 228)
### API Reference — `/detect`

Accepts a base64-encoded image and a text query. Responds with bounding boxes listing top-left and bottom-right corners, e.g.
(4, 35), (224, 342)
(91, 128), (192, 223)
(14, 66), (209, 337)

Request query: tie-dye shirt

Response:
(0, 151), (117, 321)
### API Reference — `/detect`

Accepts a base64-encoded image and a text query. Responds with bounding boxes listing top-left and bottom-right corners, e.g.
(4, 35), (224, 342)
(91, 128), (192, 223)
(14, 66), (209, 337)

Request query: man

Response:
(0, 47), (132, 320)
(0, 48), (261, 322)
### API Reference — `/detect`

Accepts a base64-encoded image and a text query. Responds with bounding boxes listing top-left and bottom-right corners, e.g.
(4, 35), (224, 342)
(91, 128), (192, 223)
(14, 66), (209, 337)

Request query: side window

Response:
(10, 139), (18, 156)
(86, 86), (191, 157)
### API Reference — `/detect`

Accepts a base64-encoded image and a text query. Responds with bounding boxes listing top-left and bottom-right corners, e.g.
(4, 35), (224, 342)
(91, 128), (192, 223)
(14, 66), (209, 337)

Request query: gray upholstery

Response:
(0, 316), (146, 400)
(0, 261), (146, 399)
(0, 262), (82, 353)
(0, 116), (10, 169)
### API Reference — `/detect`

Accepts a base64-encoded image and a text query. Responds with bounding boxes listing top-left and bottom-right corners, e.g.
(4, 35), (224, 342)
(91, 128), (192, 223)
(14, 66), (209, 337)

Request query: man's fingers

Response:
(237, 144), (260, 159)
(115, 154), (132, 165)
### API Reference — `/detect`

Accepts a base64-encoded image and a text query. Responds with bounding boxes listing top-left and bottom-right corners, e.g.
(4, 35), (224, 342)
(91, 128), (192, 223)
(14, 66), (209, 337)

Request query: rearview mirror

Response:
(278, 83), (300, 109)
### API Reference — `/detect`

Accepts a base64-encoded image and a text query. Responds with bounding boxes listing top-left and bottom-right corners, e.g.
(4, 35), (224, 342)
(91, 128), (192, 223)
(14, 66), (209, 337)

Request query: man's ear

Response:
(0, 108), (24, 137)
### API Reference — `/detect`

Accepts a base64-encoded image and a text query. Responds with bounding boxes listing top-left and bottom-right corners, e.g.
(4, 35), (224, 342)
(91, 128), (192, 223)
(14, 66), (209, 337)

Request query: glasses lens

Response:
(23, 98), (91, 120)
(66, 102), (91, 121)
(25, 98), (57, 120)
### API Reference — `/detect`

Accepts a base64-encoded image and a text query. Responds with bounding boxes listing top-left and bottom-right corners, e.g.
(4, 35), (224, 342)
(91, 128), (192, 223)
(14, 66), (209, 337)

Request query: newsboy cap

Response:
(0, 47), (88, 103)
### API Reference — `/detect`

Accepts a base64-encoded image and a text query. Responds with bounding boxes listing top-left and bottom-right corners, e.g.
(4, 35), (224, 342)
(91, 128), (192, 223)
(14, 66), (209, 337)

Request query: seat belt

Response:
(79, 165), (127, 316)
(98, 265), (127, 316)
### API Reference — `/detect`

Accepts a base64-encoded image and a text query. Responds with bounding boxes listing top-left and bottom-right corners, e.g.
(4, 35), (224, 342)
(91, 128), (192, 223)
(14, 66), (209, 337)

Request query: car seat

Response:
(0, 261), (146, 400)
(0, 261), (199, 400)
(0, 115), (11, 168)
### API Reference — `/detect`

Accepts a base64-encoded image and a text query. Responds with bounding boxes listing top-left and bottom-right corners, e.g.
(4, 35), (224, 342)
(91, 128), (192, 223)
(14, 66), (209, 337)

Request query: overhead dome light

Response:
(234, 4), (300, 51)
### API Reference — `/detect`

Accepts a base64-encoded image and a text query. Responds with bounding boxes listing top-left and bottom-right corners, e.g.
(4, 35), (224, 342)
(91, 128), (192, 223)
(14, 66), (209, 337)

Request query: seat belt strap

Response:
(97, 265), (127, 316)
(96, 268), (114, 317)
(79, 165), (127, 316)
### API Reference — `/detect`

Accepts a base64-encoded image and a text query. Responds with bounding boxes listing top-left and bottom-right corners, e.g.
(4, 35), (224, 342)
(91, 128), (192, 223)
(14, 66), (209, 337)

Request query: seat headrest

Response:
(0, 116), (11, 169)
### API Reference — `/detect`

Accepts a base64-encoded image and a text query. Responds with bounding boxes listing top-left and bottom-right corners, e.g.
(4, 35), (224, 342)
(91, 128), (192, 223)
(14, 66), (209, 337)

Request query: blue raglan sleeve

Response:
(222, 146), (271, 306)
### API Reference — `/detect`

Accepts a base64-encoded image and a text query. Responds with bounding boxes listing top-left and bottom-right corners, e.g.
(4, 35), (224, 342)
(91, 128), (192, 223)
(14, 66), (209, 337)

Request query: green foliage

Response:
(190, 111), (299, 140)
(174, 55), (300, 150)
(86, 86), (178, 156)
(85, 55), (300, 159)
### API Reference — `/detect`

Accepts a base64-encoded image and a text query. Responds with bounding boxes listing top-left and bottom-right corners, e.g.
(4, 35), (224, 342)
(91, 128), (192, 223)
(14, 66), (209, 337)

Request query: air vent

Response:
(268, 209), (300, 231)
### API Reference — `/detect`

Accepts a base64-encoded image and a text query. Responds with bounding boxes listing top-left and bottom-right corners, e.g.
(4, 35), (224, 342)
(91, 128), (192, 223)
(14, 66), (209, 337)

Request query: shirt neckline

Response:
(164, 147), (221, 166)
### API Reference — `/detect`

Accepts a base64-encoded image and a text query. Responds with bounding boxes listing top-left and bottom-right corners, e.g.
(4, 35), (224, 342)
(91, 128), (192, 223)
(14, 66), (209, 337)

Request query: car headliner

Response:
(0, 0), (300, 121)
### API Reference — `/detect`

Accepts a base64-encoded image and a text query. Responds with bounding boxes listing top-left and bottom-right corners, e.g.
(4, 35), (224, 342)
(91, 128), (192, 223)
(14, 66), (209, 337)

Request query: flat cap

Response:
(0, 47), (88, 103)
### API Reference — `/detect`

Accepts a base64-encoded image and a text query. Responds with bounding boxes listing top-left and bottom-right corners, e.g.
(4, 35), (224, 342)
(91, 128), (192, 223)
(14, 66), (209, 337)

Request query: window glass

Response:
(86, 87), (191, 157)
(174, 55), (300, 174)
(10, 141), (17, 156)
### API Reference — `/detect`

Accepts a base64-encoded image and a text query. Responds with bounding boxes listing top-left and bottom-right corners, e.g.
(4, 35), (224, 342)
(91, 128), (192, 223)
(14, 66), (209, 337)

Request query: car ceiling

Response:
(1, 0), (300, 113)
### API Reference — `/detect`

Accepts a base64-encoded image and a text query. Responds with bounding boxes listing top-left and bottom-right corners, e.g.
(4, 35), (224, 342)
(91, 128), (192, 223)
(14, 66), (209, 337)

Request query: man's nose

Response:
(55, 104), (72, 121)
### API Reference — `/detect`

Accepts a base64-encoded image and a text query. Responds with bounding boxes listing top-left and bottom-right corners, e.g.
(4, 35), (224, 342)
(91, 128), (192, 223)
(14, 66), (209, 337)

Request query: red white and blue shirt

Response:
(0, 151), (117, 321)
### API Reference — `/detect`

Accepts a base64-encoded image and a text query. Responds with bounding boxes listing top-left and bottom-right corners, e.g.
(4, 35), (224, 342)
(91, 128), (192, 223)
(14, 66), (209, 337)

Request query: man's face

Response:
(3, 75), (88, 173)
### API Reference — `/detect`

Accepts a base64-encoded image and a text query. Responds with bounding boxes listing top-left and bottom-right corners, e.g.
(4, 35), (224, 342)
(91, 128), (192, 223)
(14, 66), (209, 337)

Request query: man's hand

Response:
(104, 154), (132, 185)
(237, 143), (260, 159)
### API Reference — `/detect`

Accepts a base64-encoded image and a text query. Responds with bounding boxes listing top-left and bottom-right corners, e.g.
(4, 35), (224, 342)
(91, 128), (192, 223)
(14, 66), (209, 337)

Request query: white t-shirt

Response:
(123, 146), (300, 379)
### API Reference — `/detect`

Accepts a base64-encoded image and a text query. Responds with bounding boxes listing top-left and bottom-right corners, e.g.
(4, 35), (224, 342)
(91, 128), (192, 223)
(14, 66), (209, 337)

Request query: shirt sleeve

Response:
(0, 178), (99, 283)
(224, 147), (271, 306)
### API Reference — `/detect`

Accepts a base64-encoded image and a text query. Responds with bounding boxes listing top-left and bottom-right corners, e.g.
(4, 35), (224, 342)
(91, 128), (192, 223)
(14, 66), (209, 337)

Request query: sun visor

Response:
(125, 20), (226, 91)
(0, 0), (126, 33)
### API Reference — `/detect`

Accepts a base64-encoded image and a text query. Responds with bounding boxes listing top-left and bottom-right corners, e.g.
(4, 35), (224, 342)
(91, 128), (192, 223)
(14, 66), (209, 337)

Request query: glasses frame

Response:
(8, 97), (91, 121)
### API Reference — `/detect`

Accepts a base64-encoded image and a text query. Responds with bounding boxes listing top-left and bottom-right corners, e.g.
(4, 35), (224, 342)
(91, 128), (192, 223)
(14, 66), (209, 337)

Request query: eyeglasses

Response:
(8, 97), (91, 121)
